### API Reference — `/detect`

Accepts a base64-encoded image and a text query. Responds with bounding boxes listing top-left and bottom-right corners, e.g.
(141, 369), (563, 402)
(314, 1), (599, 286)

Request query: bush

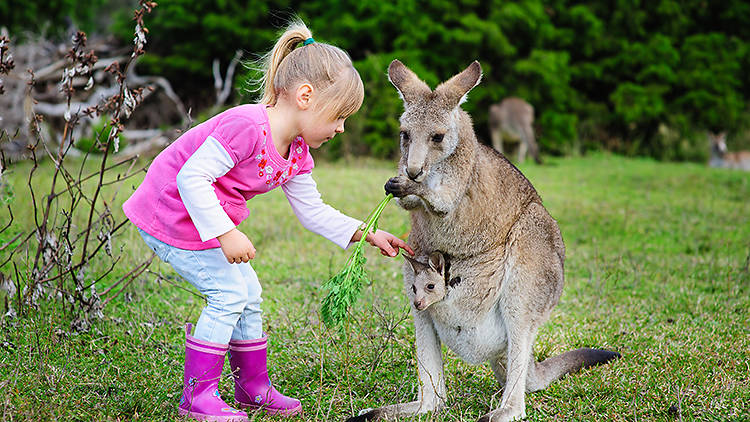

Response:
(74, 117), (127, 154)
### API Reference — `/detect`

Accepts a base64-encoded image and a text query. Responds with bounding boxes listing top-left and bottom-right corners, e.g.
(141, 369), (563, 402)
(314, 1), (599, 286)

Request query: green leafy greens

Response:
(320, 193), (394, 328)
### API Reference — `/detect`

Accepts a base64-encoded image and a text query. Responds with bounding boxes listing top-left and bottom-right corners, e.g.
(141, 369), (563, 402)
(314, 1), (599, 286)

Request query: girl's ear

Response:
(295, 83), (314, 110)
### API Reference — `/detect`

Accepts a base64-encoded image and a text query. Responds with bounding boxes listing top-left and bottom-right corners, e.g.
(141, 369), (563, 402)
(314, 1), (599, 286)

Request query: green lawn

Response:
(0, 153), (748, 421)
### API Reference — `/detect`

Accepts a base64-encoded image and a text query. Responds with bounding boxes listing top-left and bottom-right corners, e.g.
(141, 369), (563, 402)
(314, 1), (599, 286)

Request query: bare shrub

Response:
(0, 1), (161, 326)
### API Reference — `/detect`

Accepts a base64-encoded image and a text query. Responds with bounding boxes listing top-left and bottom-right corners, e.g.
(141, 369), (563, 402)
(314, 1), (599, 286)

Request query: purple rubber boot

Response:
(178, 324), (249, 422)
(229, 335), (302, 416)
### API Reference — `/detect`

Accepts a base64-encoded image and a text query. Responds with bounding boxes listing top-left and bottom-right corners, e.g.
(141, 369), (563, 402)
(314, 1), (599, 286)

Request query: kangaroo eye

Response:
(412, 285), (416, 294)
(427, 284), (435, 290)
(431, 134), (444, 143)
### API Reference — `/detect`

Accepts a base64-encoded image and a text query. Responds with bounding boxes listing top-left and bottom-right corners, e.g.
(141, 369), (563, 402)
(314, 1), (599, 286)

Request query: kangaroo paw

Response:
(385, 175), (416, 197)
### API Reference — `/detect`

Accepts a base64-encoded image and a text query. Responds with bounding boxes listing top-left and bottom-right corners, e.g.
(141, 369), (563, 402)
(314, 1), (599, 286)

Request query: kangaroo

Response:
(347, 61), (619, 422)
(488, 97), (542, 164)
(709, 132), (750, 171)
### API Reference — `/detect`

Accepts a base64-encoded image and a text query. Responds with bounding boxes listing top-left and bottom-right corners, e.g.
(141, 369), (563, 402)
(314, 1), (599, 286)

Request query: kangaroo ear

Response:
(403, 254), (420, 273)
(428, 252), (445, 275)
(388, 60), (431, 104)
(435, 61), (483, 108)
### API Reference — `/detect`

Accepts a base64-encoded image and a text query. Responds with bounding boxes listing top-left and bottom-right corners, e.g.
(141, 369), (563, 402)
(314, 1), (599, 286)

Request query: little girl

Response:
(123, 21), (412, 421)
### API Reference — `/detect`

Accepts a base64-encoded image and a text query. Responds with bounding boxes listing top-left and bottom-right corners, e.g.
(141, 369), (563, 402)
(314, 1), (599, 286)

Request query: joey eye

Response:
(400, 131), (410, 142)
(412, 285), (416, 294)
(427, 284), (435, 290)
(431, 134), (444, 143)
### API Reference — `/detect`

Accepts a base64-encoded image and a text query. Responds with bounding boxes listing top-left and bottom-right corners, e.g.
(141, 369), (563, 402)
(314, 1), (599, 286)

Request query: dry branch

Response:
(213, 49), (243, 107)
(1, 29), (186, 160)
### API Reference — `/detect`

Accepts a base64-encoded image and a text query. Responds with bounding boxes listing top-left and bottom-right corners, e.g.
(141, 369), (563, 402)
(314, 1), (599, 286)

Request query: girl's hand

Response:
(362, 229), (414, 257)
(217, 228), (256, 263)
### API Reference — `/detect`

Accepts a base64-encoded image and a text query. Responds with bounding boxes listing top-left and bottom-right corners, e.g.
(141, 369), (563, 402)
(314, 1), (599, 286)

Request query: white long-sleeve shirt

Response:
(176, 137), (362, 249)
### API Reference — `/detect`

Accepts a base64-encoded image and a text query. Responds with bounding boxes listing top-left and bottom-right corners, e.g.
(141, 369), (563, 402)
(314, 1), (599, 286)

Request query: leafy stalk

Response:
(320, 194), (394, 328)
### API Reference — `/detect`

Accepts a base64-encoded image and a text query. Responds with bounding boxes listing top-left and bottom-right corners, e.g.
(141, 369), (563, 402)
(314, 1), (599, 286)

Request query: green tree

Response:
(98, 0), (750, 161)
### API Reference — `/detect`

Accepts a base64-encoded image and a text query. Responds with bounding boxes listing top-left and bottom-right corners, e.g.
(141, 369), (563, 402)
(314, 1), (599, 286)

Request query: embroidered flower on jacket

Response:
(254, 394), (263, 404)
(265, 165), (273, 174)
(295, 146), (303, 154)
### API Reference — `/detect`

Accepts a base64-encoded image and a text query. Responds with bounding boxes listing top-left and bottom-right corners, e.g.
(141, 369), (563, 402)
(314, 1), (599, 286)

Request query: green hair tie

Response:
(303, 37), (315, 46)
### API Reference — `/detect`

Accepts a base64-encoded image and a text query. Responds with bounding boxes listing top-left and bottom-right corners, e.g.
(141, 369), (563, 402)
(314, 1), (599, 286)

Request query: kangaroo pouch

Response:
(430, 301), (507, 365)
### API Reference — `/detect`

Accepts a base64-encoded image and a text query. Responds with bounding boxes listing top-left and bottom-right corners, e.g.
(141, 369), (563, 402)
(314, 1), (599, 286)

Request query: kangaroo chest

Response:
(411, 215), (496, 258)
(429, 300), (507, 365)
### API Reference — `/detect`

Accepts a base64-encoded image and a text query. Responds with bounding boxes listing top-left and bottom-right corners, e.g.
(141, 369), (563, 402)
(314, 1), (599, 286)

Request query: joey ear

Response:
(435, 60), (483, 108)
(428, 252), (445, 275)
(388, 59), (431, 104)
(403, 254), (419, 273)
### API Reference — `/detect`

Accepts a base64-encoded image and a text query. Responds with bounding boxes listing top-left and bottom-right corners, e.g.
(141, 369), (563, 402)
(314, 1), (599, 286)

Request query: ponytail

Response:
(248, 19), (364, 120)
(259, 20), (312, 105)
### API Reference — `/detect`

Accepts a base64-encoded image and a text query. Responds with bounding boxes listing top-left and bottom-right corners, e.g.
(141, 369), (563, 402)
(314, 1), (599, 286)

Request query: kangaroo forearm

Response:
(396, 194), (423, 210)
(417, 189), (458, 217)
(389, 176), (460, 217)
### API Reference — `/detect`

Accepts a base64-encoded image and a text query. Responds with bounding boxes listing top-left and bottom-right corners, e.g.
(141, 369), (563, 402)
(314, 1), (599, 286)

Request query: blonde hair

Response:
(253, 20), (364, 120)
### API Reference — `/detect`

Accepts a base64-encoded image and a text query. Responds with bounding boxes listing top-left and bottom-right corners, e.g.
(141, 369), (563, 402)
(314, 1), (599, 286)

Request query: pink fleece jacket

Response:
(123, 104), (314, 250)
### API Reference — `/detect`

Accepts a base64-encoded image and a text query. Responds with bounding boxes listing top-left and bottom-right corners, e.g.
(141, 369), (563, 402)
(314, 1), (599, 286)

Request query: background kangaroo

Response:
(709, 132), (750, 171)
(348, 60), (618, 422)
(488, 97), (542, 164)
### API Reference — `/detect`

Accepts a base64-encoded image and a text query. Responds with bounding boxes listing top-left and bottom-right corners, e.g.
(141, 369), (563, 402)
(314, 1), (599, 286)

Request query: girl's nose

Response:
(336, 122), (345, 133)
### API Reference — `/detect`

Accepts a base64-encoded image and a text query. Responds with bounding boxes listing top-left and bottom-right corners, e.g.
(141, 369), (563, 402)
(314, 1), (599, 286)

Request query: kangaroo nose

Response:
(406, 167), (423, 181)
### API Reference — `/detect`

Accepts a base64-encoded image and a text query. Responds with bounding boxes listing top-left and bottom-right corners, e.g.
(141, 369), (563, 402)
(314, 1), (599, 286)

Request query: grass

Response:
(0, 153), (748, 421)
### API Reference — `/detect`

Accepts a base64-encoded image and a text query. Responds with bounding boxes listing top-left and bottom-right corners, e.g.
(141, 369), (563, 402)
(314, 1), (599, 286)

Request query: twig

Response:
(0, 232), (21, 252)
(0, 203), (12, 234)
(145, 269), (206, 300)
(101, 254), (154, 302)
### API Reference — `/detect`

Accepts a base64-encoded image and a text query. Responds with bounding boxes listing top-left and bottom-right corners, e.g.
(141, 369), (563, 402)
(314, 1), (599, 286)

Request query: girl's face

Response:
(291, 82), (350, 148)
(299, 110), (346, 149)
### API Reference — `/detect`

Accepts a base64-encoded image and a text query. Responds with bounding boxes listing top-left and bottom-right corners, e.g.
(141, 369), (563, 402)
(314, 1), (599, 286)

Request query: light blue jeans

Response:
(138, 228), (263, 344)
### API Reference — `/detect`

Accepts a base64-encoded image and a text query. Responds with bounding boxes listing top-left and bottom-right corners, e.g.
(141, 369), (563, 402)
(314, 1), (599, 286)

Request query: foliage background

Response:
(3, 0), (749, 161)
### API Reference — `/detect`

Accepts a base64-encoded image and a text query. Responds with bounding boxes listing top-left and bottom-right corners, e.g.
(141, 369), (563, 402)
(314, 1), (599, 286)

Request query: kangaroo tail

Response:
(526, 347), (620, 393)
